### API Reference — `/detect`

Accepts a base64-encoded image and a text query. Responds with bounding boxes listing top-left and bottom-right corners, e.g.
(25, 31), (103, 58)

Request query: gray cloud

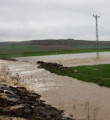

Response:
(0, 0), (110, 41)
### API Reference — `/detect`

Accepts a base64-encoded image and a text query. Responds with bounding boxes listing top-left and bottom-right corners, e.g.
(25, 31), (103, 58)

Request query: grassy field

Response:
(43, 64), (110, 88)
(71, 64), (110, 87)
(0, 45), (40, 53)
(0, 43), (110, 58)
(0, 48), (110, 58)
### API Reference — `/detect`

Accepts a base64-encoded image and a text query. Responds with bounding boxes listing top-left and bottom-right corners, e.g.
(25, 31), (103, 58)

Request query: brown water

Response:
(1, 53), (110, 120)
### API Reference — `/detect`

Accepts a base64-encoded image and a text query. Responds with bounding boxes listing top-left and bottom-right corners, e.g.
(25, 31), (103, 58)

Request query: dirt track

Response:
(1, 52), (110, 120)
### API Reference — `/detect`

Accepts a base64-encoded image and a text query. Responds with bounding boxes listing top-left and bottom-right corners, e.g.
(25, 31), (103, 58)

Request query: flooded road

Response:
(1, 52), (110, 120)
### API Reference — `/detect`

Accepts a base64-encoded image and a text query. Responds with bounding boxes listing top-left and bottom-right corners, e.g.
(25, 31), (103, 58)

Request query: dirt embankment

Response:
(37, 61), (78, 73)
(0, 62), (73, 120)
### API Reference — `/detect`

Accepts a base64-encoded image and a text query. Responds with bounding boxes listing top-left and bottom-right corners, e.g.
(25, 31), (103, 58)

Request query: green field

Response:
(43, 64), (110, 88)
(0, 40), (110, 58)
(0, 47), (110, 58)
(0, 45), (40, 53)
(71, 64), (110, 87)
(76, 45), (110, 49)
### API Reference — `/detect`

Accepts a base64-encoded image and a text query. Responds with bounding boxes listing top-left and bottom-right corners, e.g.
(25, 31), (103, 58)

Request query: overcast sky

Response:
(0, 0), (110, 41)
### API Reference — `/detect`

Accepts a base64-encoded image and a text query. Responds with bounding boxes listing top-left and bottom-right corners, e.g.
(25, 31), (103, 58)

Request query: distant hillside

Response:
(0, 39), (110, 51)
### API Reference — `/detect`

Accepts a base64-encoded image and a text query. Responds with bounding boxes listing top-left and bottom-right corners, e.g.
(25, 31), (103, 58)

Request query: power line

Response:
(93, 14), (100, 57)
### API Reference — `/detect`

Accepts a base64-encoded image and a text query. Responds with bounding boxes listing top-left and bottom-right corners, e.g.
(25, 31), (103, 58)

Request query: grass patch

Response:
(70, 64), (110, 87)
(41, 63), (110, 88)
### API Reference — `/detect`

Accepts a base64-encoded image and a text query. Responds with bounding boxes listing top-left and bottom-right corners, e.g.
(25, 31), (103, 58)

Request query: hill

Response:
(0, 39), (110, 51)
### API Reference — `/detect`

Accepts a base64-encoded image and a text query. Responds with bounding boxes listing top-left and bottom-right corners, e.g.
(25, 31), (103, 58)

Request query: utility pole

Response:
(93, 14), (100, 57)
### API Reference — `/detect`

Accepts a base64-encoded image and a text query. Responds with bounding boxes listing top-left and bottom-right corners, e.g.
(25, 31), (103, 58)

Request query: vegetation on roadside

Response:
(38, 62), (110, 88)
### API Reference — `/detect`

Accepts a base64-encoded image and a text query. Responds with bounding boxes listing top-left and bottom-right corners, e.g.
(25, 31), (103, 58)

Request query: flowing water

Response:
(1, 52), (110, 120)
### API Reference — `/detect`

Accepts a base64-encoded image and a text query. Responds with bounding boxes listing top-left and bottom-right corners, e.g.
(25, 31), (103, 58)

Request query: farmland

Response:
(1, 48), (110, 58)
(0, 39), (110, 58)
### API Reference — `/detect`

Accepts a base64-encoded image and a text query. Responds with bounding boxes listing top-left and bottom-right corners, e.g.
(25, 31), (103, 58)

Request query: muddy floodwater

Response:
(16, 52), (110, 66)
(1, 52), (110, 120)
